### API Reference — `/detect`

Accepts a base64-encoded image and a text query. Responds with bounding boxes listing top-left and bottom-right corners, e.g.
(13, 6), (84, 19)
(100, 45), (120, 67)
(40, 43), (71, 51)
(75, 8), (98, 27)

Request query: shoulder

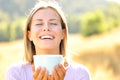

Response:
(65, 62), (91, 80)
(6, 62), (31, 72)
(69, 62), (89, 72)
(5, 62), (32, 80)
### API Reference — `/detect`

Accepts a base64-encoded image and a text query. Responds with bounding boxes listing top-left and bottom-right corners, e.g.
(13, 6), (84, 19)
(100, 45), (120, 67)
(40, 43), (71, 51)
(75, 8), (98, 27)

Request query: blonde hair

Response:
(24, 0), (68, 63)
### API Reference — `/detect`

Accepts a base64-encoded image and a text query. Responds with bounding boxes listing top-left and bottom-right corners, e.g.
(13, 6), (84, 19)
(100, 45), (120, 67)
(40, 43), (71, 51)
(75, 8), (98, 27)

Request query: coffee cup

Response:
(33, 55), (63, 75)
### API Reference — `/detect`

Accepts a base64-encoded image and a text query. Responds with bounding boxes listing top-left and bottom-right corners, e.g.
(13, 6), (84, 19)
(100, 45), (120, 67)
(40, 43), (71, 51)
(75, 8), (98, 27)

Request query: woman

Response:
(5, 0), (91, 80)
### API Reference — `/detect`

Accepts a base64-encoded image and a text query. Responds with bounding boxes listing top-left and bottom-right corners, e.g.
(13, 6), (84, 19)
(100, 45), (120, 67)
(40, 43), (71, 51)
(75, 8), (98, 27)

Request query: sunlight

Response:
(107, 0), (120, 3)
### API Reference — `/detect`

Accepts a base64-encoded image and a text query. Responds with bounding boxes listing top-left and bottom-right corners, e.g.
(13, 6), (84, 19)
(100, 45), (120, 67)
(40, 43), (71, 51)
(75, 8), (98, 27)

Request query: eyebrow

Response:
(33, 19), (58, 21)
(33, 19), (42, 21)
(49, 19), (58, 21)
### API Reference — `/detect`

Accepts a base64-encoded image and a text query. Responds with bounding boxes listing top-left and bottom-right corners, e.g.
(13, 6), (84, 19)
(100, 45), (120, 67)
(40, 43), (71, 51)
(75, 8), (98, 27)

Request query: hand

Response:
(32, 65), (49, 80)
(50, 64), (66, 80)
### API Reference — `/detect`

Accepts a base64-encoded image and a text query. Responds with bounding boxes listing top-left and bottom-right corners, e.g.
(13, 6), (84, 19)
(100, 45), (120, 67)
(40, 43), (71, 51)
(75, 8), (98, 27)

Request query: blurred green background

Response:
(0, 0), (120, 80)
(0, 0), (120, 41)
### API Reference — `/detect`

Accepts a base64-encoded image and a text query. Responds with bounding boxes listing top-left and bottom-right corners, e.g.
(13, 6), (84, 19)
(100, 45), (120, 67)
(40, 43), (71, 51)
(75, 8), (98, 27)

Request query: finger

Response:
(55, 65), (65, 78)
(60, 57), (69, 70)
(63, 57), (69, 67)
(33, 67), (41, 79)
(42, 70), (49, 80)
(53, 68), (59, 80)
(37, 67), (46, 79)
(59, 64), (66, 73)
(32, 64), (35, 72)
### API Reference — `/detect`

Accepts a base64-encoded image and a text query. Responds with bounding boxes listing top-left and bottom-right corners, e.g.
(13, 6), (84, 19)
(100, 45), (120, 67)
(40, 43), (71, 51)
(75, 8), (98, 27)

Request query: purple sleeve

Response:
(5, 65), (22, 80)
(76, 64), (91, 80)
(64, 63), (91, 80)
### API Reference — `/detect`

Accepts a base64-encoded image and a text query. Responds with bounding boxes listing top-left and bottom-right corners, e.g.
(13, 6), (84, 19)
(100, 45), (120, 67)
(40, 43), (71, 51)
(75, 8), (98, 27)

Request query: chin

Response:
(39, 46), (55, 49)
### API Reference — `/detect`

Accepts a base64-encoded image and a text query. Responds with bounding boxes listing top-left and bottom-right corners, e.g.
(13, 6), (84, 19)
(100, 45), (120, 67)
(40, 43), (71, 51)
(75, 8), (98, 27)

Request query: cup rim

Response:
(33, 54), (63, 57)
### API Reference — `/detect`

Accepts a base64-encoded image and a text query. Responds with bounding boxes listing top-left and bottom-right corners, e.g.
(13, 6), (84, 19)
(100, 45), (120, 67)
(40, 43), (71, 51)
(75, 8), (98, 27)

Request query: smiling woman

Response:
(28, 8), (64, 54)
(5, 0), (91, 80)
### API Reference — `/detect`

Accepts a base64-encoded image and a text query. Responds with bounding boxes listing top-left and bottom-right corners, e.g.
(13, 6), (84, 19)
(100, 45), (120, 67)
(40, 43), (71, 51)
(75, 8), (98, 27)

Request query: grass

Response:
(0, 40), (24, 80)
(0, 28), (120, 80)
(68, 28), (120, 80)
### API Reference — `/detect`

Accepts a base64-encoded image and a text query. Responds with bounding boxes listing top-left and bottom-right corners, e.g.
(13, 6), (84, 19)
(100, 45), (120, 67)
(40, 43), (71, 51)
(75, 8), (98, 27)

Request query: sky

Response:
(107, 0), (120, 3)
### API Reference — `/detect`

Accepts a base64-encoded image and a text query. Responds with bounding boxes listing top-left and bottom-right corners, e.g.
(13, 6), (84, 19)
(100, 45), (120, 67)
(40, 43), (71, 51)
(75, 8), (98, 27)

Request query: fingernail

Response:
(38, 67), (41, 69)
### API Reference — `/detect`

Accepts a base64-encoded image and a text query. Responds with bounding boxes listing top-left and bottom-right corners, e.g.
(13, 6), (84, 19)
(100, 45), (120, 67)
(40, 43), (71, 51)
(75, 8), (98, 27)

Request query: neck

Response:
(36, 48), (60, 55)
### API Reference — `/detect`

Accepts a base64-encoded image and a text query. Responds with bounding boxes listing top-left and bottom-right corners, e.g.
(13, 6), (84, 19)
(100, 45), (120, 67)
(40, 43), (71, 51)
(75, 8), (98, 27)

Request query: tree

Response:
(81, 10), (107, 36)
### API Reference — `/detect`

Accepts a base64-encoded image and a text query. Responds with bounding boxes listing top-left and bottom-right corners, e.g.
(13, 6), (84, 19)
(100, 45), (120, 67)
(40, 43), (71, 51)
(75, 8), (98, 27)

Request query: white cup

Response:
(33, 55), (63, 75)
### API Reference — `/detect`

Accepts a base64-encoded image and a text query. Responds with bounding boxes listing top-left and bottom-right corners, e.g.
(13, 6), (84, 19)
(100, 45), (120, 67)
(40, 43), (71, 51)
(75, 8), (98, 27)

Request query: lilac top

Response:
(5, 62), (91, 80)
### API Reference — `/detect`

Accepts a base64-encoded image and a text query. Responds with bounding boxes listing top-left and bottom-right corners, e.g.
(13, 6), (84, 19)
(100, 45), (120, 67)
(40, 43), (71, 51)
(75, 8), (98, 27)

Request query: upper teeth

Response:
(41, 36), (53, 39)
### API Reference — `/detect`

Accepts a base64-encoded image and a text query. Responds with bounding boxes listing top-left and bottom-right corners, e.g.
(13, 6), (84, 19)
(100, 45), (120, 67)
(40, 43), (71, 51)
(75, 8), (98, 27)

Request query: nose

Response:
(43, 23), (50, 31)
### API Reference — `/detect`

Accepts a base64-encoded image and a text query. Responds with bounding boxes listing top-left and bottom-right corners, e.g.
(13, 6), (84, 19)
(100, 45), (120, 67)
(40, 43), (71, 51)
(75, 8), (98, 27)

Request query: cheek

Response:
(30, 30), (39, 40)
(57, 30), (64, 40)
(31, 26), (40, 34)
(31, 26), (39, 32)
(56, 27), (64, 39)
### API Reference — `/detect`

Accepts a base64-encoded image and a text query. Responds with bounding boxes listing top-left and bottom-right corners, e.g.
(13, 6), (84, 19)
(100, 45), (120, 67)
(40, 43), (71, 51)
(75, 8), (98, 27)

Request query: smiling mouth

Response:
(40, 36), (54, 40)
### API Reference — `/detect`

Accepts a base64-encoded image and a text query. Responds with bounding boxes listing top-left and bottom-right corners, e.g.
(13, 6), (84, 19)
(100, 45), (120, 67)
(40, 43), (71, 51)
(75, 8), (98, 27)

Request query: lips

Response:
(40, 35), (54, 40)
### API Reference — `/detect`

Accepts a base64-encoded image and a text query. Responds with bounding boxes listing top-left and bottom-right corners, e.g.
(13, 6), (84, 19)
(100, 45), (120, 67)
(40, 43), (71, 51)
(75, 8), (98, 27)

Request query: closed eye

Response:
(35, 23), (43, 26)
(50, 23), (57, 25)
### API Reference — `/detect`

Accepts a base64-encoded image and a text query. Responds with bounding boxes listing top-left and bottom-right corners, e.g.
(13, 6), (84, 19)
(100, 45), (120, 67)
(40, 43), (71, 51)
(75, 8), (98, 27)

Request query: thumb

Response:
(32, 64), (35, 72)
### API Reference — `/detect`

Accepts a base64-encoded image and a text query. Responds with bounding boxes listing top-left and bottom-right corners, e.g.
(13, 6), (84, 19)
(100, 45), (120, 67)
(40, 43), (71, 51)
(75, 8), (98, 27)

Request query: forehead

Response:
(32, 7), (61, 21)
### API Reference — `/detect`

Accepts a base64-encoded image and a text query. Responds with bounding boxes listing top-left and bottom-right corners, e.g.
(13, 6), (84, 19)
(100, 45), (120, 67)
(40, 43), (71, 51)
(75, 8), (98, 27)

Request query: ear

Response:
(27, 31), (32, 41)
(61, 29), (66, 39)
